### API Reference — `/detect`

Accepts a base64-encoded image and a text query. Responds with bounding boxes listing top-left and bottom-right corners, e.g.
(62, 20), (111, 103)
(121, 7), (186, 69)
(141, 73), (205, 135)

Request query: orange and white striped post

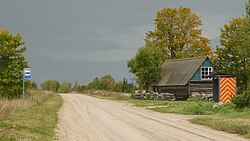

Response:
(219, 77), (237, 103)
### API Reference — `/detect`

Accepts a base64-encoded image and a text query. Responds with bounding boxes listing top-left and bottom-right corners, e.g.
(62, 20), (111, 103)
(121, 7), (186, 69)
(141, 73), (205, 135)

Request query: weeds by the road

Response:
(190, 109), (250, 138)
(0, 90), (63, 141)
(0, 99), (31, 118)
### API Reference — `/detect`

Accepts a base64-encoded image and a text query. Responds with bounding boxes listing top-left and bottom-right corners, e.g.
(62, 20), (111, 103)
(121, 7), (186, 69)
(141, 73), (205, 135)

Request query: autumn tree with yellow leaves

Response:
(145, 7), (212, 61)
(128, 7), (212, 90)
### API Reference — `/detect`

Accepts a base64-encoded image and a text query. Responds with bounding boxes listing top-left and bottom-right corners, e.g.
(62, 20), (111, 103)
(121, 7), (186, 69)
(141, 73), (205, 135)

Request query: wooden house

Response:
(152, 57), (216, 100)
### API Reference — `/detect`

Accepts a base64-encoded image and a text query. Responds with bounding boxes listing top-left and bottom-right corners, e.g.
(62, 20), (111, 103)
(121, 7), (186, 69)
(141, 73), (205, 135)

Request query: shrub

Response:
(233, 88), (250, 108)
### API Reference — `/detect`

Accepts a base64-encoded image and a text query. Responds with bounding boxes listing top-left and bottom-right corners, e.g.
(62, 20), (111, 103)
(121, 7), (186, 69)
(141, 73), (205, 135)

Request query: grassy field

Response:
(84, 91), (250, 138)
(0, 90), (63, 141)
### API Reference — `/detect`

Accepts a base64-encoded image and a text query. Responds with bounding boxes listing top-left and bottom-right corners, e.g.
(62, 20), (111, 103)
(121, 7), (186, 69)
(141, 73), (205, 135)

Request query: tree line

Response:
(39, 74), (135, 93)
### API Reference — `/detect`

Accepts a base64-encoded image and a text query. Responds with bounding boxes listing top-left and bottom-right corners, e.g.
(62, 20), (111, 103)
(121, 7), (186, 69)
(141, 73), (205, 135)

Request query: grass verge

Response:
(0, 90), (63, 141)
(190, 109), (250, 138)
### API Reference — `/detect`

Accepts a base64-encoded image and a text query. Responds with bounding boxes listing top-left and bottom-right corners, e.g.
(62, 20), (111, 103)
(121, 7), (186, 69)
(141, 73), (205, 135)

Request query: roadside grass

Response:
(0, 98), (31, 118)
(0, 90), (63, 141)
(129, 99), (250, 138)
(83, 91), (250, 138)
(190, 109), (250, 138)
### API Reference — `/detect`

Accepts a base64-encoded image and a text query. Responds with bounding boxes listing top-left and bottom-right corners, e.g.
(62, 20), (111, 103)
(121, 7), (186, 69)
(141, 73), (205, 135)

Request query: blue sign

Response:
(24, 68), (31, 80)
(129, 78), (134, 85)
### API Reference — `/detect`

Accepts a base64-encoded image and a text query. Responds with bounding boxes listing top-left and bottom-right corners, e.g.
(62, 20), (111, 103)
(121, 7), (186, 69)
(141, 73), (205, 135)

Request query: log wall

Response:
(189, 80), (213, 98)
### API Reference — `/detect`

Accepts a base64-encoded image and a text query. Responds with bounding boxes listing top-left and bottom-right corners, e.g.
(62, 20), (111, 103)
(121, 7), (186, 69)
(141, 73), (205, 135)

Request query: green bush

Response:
(58, 81), (72, 93)
(233, 88), (250, 108)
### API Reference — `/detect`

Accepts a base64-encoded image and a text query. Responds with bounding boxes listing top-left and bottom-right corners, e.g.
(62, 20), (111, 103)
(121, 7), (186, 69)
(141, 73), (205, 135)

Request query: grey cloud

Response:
(0, 0), (247, 84)
(30, 54), (132, 85)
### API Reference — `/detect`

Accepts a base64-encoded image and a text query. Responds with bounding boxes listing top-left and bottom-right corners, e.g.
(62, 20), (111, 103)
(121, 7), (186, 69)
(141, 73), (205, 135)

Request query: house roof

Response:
(209, 72), (236, 77)
(155, 57), (208, 86)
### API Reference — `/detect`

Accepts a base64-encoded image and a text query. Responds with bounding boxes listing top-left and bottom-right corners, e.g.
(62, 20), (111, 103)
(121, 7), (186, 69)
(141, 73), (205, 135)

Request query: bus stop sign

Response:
(24, 68), (31, 80)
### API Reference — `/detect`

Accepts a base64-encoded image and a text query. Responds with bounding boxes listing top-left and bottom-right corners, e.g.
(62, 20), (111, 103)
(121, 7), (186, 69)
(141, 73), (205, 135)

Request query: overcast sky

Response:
(0, 0), (247, 85)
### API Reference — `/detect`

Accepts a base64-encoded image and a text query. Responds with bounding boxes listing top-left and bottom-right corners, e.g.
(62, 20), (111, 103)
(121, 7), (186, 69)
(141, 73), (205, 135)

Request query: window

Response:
(201, 67), (213, 80)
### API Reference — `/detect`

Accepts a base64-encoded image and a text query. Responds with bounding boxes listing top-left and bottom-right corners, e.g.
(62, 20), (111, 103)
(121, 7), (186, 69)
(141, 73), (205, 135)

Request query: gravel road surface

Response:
(55, 94), (247, 141)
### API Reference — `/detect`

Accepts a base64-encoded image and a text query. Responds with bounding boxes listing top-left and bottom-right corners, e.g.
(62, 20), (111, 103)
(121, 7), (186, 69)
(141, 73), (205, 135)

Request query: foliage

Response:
(247, 0), (250, 18)
(233, 87), (250, 108)
(145, 7), (212, 60)
(127, 47), (163, 91)
(85, 77), (100, 90)
(0, 28), (28, 99)
(40, 80), (60, 92)
(115, 78), (135, 93)
(85, 75), (116, 91)
(99, 74), (116, 91)
(58, 81), (72, 93)
(82, 75), (136, 93)
(215, 18), (250, 93)
(25, 80), (38, 90)
(246, 0), (250, 88)
(215, 1), (250, 109)
(72, 81), (81, 92)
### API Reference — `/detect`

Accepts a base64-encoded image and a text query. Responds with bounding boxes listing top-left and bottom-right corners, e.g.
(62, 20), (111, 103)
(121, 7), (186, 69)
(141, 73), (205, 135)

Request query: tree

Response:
(247, 0), (250, 18)
(246, 0), (250, 66)
(99, 74), (116, 91)
(145, 7), (212, 61)
(72, 81), (81, 92)
(115, 78), (135, 93)
(41, 80), (60, 92)
(86, 77), (100, 90)
(215, 17), (249, 92)
(41, 80), (51, 91)
(231, 0), (250, 108)
(0, 28), (28, 98)
(50, 80), (60, 92)
(58, 81), (72, 93)
(127, 47), (163, 91)
(26, 80), (38, 90)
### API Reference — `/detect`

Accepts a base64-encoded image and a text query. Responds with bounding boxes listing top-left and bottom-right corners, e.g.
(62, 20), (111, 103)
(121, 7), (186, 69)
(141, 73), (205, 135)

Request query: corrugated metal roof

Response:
(155, 57), (208, 86)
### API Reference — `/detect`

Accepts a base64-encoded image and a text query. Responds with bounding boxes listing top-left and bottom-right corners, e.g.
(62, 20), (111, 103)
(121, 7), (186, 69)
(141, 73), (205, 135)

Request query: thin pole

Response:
(23, 77), (25, 105)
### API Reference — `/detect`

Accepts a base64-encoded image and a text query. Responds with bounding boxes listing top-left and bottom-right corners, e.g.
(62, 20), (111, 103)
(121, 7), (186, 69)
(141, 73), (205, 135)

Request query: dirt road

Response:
(55, 94), (247, 141)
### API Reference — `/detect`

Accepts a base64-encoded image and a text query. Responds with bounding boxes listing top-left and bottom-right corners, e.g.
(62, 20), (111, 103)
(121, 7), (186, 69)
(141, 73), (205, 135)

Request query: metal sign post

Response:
(23, 68), (31, 105)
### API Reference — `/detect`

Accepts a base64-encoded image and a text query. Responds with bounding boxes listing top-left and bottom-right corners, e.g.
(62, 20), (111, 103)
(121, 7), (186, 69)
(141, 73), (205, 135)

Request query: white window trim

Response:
(200, 67), (213, 80)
